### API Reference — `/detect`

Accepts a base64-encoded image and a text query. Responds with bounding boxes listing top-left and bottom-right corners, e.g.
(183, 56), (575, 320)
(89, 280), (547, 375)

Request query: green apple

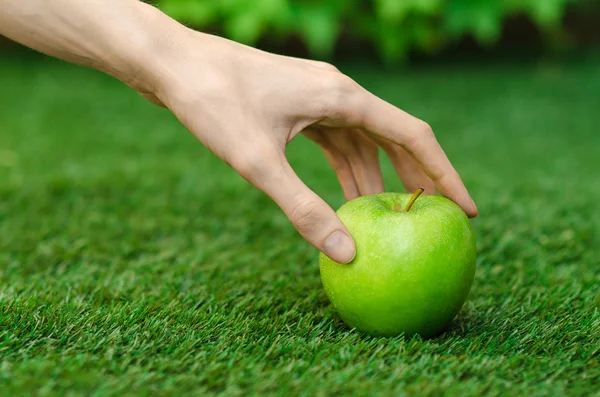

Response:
(319, 189), (476, 338)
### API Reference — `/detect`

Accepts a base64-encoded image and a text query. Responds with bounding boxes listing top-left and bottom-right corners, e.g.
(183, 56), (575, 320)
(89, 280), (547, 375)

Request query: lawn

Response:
(0, 51), (599, 396)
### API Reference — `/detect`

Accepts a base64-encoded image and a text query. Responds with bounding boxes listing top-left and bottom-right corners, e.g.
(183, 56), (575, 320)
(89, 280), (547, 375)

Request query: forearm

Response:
(0, 0), (179, 92)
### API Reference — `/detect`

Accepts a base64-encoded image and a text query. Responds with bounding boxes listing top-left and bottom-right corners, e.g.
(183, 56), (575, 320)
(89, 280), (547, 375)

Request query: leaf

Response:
(375, 22), (409, 64)
(445, 0), (503, 44)
(413, 0), (444, 15)
(529, 0), (568, 28)
(410, 17), (442, 52)
(160, 0), (218, 26)
(375, 0), (412, 23)
(258, 0), (291, 20)
(295, 4), (340, 58)
(473, 11), (502, 44)
(224, 12), (264, 44)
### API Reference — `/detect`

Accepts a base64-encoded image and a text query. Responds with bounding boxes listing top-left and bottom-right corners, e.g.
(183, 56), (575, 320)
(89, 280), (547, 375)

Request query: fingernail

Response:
(469, 197), (478, 217)
(324, 230), (356, 264)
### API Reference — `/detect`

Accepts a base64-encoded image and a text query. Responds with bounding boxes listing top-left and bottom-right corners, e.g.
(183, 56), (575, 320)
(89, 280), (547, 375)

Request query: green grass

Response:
(1, 51), (599, 396)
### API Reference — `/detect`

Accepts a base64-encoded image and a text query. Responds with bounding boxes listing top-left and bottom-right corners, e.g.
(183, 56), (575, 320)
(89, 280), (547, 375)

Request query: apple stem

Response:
(404, 187), (425, 212)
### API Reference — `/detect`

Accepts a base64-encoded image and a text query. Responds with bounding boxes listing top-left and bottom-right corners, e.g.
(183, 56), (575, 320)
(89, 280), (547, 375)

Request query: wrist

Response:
(100, 2), (191, 97)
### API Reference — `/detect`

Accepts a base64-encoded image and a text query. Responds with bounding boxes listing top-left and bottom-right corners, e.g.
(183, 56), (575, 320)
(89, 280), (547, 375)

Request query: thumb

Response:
(249, 154), (356, 264)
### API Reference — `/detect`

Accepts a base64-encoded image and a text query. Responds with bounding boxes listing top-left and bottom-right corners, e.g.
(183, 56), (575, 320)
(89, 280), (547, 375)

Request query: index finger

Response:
(354, 90), (477, 217)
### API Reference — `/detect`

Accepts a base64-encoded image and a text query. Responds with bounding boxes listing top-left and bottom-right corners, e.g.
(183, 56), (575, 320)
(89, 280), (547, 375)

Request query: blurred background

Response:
(154, 0), (600, 62)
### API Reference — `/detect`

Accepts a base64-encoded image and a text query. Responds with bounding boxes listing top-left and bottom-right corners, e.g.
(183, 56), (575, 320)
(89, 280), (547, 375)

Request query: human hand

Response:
(143, 31), (477, 264)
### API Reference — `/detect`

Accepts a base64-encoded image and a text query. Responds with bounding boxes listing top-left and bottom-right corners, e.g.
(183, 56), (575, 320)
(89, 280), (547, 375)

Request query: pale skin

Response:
(0, 0), (477, 264)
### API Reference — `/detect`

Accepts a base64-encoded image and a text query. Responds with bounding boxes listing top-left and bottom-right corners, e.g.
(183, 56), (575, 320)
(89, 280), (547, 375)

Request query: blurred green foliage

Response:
(157, 0), (583, 61)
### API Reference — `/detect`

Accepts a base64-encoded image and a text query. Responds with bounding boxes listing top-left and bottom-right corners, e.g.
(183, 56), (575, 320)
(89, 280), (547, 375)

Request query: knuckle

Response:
(231, 146), (275, 180)
(315, 61), (340, 73)
(404, 121), (434, 149)
(321, 74), (362, 120)
(333, 74), (359, 94)
(418, 121), (434, 137)
(290, 199), (322, 234)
